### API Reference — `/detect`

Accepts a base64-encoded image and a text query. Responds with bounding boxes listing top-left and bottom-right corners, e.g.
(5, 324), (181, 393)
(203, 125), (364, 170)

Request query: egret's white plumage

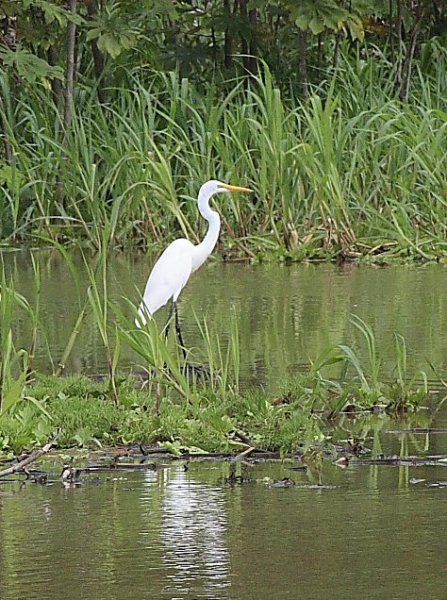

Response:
(139, 239), (194, 317)
(137, 180), (252, 327)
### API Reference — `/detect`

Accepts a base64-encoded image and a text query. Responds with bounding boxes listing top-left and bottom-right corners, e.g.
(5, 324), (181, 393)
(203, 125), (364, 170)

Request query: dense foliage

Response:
(0, 2), (444, 455)
(2, 1), (446, 91)
(0, 1), (447, 257)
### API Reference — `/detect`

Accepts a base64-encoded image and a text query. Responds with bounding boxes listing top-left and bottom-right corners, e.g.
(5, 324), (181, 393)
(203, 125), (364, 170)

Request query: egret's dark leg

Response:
(174, 301), (187, 359)
(172, 302), (209, 381)
(163, 302), (173, 340)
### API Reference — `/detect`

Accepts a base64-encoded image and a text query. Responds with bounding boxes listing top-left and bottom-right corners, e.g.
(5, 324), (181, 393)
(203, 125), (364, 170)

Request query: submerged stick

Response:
(0, 433), (59, 478)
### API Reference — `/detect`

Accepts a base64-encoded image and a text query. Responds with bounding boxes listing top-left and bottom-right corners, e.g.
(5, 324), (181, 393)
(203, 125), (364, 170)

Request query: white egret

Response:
(136, 180), (252, 349)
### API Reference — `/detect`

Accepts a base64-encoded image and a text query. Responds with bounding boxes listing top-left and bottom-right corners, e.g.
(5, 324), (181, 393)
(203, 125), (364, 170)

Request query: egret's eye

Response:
(136, 180), (251, 335)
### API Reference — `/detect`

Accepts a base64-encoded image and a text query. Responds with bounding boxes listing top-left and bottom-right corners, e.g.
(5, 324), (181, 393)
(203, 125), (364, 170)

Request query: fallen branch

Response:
(233, 446), (256, 462)
(0, 433), (59, 478)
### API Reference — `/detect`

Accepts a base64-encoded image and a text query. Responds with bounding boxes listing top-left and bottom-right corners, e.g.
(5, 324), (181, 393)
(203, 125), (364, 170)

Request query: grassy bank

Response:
(1, 50), (445, 457)
(0, 335), (430, 457)
(1, 52), (447, 261)
(0, 249), (434, 457)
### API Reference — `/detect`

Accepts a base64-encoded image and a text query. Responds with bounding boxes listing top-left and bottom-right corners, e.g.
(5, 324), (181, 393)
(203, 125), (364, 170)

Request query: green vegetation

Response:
(0, 294), (430, 455)
(0, 2), (445, 457)
(2, 65), (447, 260)
(0, 2), (447, 260)
(0, 243), (436, 457)
(0, 359), (429, 456)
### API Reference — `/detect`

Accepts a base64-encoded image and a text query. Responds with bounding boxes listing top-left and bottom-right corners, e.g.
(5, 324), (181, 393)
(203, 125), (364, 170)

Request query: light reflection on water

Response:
(2, 253), (447, 598)
(155, 468), (231, 599)
(1, 461), (447, 600)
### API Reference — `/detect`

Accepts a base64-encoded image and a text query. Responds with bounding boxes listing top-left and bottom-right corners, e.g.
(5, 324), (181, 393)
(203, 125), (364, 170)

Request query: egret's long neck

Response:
(191, 190), (221, 272)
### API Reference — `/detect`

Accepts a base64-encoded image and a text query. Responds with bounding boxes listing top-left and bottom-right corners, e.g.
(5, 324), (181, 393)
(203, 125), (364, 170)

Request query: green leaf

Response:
(344, 15), (365, 42)
(24, 395), (53, 421)
(86, 28), (103, 42)
(1, 372), (27, 415)
(0, 165), (25, 193)
(293, 0), (348, 34)
(309, 16), (325, 35)
(0, 48), (64, 83)
(22, 0), (84, 26)
(164, 441), (208, 455)
(97, 32), (137, 59)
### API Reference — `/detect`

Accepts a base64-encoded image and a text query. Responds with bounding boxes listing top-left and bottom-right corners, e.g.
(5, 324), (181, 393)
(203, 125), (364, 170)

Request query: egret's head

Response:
(199, 180), (252, 199)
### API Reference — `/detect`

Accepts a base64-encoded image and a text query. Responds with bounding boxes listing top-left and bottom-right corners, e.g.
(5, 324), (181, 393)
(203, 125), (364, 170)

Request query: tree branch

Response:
(0, 433), (59, 478)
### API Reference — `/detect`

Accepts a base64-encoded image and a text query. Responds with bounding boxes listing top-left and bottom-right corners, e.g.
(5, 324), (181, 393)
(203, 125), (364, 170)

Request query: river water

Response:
(1, 457), (447, 600)
(5, 251), (447, 388)
(1, 252), (447, 599)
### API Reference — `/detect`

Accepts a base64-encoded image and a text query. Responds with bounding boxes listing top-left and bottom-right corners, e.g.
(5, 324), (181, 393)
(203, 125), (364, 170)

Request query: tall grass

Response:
(1, 49), (447, 259)
(0, 266), (30, 412)
(194, 308), (241, 394)
(0, 244), (434, 455)
(0, 259), (51, 420)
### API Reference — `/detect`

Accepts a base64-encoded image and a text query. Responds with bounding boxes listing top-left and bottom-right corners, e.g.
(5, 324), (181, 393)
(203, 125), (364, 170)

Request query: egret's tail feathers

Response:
(135, 303), (152, 328)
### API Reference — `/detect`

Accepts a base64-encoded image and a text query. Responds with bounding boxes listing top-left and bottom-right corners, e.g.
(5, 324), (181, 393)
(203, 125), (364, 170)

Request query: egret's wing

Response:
(138, 239), (194, 320)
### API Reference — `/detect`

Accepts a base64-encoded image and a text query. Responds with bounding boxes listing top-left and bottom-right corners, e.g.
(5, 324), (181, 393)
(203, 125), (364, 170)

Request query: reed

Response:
(193, 308), (241, 394)
(0, 265), (30, 413)
(0, 259), (51, 427)
(0, 285), (431, 455)
(1, 53), (446, 260)
(282, 315), (428, 413)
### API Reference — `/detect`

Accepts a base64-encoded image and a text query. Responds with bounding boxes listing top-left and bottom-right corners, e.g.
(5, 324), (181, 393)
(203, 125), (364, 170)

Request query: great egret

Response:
(136, 180), (252, 349)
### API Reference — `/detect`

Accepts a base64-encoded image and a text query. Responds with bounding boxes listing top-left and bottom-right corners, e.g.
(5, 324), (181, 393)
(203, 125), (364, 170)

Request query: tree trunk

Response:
(298, 29), (309, 100)
(85, 0), (108, 104)
(211, 27), (218, 66)
(223, 0), (233, 69)
(0, 17), (16, 163)
(63, 0), (77, 133)
(332, 32), (341, 70)
(316, 32), (325, 82)
(397, 6), (426, 102)
(90, 39), (107, 104)
(395, 0), (404, 85)
(47, 45), (63, 107)
(0, 92), (12, 164)
(56, 0), (77, 207)
(239, 0), (249, 73)
(239, 0), (258, 77)
(248, 9), (259, 76)
(388, 0), (394, 64)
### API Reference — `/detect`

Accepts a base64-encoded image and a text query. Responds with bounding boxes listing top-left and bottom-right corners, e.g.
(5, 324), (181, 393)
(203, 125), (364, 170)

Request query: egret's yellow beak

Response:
(219, 183), (252, 193)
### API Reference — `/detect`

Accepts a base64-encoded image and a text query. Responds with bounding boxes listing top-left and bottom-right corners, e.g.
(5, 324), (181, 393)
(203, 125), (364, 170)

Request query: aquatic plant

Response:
(0, 259), (52, 443)
(0, 247), (434, 456)
(0, 309), (431, 457)
(0, 266), (31, 412)
(0, 254), (47, 409)
(281, 315), (429, 414)
(193, 309), (241, 394)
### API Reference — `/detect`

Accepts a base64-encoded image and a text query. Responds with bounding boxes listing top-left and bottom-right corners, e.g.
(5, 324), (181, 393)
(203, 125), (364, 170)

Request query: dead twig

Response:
(233, 446), (256, 462)
(0, 432), (59, 478)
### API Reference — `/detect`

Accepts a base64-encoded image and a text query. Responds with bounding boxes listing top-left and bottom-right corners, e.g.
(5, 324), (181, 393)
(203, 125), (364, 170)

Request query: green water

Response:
(1, 456), (447, 600)
(2, 252), (447, 599)
(5, 250), (447, 388)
